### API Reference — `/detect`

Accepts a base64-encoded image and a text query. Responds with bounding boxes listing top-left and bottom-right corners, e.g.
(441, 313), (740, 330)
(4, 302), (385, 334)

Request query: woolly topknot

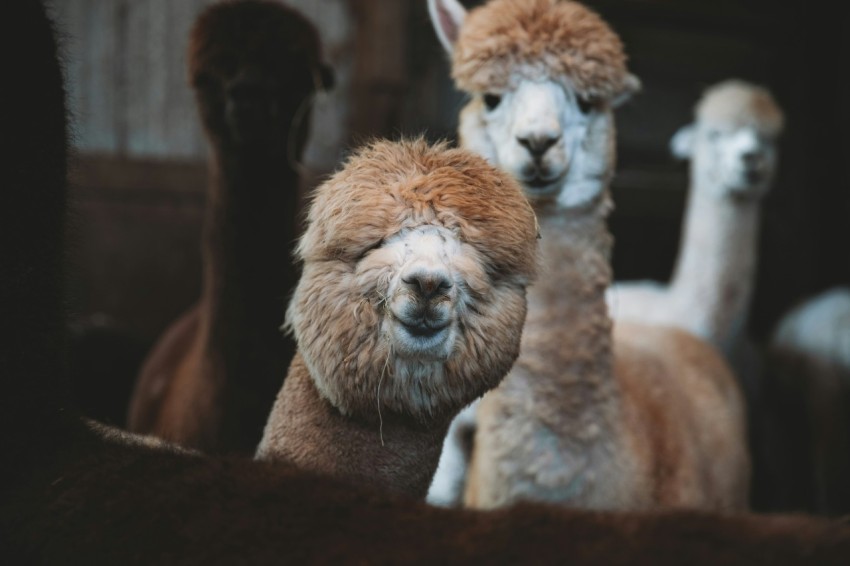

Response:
(452, 0), (634, 100)
(697, 80), (784, 136)
(297, 138), (539, 281)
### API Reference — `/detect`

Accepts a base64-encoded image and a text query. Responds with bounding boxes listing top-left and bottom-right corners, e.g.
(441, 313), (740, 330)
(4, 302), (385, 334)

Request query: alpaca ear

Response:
(611, 73), (641, 108)
(428, 0), (466, 54)
(670, 124), (695, 160)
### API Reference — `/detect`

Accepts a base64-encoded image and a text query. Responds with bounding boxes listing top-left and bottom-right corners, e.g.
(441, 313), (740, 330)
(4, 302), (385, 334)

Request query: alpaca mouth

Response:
(520, 166), (566, 195)
(523, 175), (564, 196)
(401, 320), (449, 339)
(391, 318), (453, 360)
(728, 169), (768, 202)
(729, 187), (762, 203)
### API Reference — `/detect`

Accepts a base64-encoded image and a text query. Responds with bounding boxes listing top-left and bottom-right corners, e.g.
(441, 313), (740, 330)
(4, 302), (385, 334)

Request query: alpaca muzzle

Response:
(392, 267), (454, 342)
(381, 225), (465, 360)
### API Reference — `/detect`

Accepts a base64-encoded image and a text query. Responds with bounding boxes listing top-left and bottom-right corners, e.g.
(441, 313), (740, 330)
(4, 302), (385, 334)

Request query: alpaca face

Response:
(671, 81), (784, 202)
(460, 78), (616, 209)
(221, 67), (316, 149)
(193, 57), (318, 156)
(468, 80), (572, 196)
(287, 140), (539, 423)
(430, 0), (635, 210)
(694, 125), (779, 200)
(188, 1), (332, 157)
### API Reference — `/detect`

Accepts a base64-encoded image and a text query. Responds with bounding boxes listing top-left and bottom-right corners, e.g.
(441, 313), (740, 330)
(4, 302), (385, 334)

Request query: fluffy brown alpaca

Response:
(3, 3), (850, 563)
(126, 0), (332, 454)
(256, 139), (539, 496)
(430, 0), (749, 511)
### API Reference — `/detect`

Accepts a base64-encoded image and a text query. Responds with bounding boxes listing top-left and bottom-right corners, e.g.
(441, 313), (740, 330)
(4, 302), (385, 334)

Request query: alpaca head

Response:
(429, 0), (640, 209)
(670, 80), (784, 201)
(287, 139), (539, 423)
(188, 0), (333, 155)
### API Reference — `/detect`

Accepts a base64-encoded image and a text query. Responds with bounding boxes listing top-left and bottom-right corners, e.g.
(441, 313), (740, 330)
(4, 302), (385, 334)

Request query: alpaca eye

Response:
(577, 96), (600, 114)
(483, 93), (502, 111)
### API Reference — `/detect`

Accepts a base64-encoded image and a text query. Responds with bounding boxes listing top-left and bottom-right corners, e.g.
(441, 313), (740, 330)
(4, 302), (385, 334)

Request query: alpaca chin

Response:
(390, 359), (451, 414)
(555, 177), (608, 210)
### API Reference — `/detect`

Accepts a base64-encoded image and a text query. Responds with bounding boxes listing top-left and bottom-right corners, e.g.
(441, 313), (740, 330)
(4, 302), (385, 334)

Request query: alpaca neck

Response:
(257, 353), (449, 498)
(526, 198), (614, 363)
(496, 195), (624, 502)
(197, 143), (300, 396)
(668, 181), (760, 352)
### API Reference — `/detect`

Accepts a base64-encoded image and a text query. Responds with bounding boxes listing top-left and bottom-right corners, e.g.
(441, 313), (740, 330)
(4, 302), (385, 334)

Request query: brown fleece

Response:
(453, 0), (636, 100)
(258, 354), (449, 497)
(615, 322), (750, 508)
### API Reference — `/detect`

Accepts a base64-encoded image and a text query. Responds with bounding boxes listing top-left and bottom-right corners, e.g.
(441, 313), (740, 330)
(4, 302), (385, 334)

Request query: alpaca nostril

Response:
(517, 134), (560, 157)
(402, 269), (453, 300)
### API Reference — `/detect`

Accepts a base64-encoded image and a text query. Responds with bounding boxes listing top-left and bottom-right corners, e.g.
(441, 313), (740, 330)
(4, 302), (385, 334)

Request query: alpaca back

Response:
(466, 322), (749, 511)
(614, 322), (750, 510)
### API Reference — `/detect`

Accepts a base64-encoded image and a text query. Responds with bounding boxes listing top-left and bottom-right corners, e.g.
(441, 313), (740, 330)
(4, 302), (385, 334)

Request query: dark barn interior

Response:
(5, 0), (850, 561)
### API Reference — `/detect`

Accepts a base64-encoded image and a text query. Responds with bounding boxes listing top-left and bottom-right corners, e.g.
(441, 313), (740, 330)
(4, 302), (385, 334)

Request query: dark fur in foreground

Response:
(1, 1), (849, 563)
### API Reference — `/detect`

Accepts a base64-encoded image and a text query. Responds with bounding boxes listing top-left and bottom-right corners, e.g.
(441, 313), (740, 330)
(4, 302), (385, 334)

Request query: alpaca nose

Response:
(402, 267), (453, 300)
(517, 134), (560, 157)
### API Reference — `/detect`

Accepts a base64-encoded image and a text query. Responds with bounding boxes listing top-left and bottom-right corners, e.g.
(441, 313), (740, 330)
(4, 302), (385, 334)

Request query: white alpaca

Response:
(427, 0), (749, 511)
(608, 81), (784, 359)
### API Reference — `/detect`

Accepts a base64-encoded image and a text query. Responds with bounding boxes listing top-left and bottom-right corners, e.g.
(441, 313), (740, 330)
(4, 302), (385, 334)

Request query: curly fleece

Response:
(452, 0), (633, 100)
(287, 139), (539, 422)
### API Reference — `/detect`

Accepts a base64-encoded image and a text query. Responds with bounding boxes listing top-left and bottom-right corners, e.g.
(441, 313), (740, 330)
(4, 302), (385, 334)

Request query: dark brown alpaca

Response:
(126, 0), (332, 454)
(2, 2), (850, 564)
